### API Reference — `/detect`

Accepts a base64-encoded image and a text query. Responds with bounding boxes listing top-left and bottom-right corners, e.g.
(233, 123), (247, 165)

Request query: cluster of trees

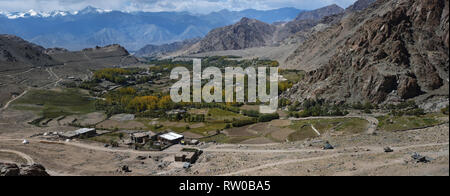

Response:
(279, 98), (292, 108)
(93, 68), (131, 84)
(390, 108), (425, 117)
(258, 113), (280, 122)
(385, 101), (417, 110)
(351, 102), (378, 114)
(232, 118), (258, 127)
(289, 99), (349, 118)
(94, 87), (175, 116)
(242, 110), (260, 117)
(231, 112), (280, 127)
(385, 101), (426, 117)
(183, 114), (206, 123)
(127, 95), (174, 113)
(278, 81), (293, 93)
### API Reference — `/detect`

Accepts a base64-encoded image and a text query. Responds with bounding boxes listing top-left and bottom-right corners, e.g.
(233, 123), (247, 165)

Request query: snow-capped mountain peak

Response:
(0, 6), (111, 19)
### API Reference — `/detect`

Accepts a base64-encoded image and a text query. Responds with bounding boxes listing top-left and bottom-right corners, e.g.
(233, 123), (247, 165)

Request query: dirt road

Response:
(0, 138), (178, 155)
(289, 115), (379, 134)
(0, 90), (28, 112)
(0, 149), (35, 165)
(0, 68), (35, 77)
(44, 68), (62, 87)
(220, 142), (449, 176)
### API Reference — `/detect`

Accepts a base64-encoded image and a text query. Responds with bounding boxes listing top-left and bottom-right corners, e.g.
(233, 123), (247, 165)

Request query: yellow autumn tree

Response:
(158, 95), (174, 110)
(128, 96), (159, 112)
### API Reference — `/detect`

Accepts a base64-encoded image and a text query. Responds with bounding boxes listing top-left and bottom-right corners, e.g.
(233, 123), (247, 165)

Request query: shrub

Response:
(232, 118), (257, 127)
(442, 105), (449, 115)
(242, 110), (260, 117)
(405, 108), (425, 116)
(363, 108), (372, 114)
(258, 113), (280, 122)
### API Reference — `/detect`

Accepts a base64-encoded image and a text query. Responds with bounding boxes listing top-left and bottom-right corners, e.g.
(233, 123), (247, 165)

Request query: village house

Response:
(60, 128), (96, 139)
(175, 152), (198, 163)
(130, 131), (156, 144)
(174, 149), (202, 164)
(158, 132), (184, 144)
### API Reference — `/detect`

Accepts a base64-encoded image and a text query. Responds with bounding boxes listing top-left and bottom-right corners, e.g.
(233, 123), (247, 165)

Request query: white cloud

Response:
(0, 0), (357, 14)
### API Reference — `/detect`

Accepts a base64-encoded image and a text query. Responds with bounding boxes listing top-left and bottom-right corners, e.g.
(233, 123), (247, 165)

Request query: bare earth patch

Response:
(270, 119), (292, 127)
(270, 128), (296, 142)
(97, 120), (146, 130)
(182, 131), (204, 139)
(240, 137), (274, 144)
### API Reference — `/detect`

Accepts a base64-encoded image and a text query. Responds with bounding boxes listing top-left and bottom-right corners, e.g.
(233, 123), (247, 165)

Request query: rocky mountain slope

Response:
(285, 0), (449, 108)
(47, 44), (138, 66)
(0, 7), (303, 51)
(0, 34), (60, 72)
(283, 0), (380, 71)
(346, 0), (377, 12)
(186, 4), (349, 54)
(0, 34), (139, 107)
(295, 4), (344, 21)
(135, 38), (201, 57)
(193, 18), (276, 53)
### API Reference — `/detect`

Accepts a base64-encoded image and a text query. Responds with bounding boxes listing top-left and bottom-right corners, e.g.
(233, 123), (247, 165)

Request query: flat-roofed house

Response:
(60, 128), (96, 139)
(130, 131), (156, 144)
(158, 132), (184, 144)
(174, 152), (200, 163)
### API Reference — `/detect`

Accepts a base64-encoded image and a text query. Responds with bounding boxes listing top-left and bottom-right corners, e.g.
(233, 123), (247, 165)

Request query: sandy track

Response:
(0, 90), (28, 112)
(44, 68), (62, 87)
(0, 138), (177, 155)
(219, 142), (449, 176)
(289, 115), (379, 134)
(0, 68), (35, 77)
(0, 149), (35, 165)
(311, 125), (321, 136)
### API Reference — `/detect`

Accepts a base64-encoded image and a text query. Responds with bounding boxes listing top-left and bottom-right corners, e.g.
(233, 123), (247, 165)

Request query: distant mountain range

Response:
(164, 4), (347, 56)
(0, 6), (303, 51)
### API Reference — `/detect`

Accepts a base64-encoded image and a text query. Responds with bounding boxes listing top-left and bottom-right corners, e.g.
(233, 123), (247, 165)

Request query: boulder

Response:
(1, 163), (49, 176)
(384, 147), (394, 153)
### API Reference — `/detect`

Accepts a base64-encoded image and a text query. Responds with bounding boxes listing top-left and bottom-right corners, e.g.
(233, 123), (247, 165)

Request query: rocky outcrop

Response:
(285, 0), (449, 105)
(0, 163), (50, 176)
(0, 34), (60, 69)
(135, 38), (200, 57)
(346, 0), (377, 12)
(295, 4), (344, 21)
(192, 4), (349, 53)
(48, 44), (139, 66)
(195, 18), (276, 53)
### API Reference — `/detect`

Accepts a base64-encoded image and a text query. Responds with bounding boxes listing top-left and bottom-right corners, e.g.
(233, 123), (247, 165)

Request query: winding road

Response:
(289, 115), (379, 134)
(0, 90), (28, 112)
(219, 142), (450, 176)
(0, 149), (35, 165)
(44, 67), (62, 87)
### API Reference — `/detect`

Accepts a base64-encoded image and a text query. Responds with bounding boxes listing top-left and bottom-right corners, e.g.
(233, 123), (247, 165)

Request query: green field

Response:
(207, 108), (250, 122)
(12, 88), (97, 124)
(136, 108), (251, 136)
(288, 118), (369, 141)
(377, 113), (447, 131)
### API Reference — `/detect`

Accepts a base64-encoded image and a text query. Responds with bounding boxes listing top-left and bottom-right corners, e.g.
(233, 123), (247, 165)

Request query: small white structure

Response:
(22, 140), (29, 144)
(158, 132), (184, 144)
(60, 128), (96, 139)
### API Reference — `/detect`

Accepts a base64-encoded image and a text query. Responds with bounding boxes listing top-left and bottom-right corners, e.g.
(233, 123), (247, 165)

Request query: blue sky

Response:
(0, 0), (357, 14)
